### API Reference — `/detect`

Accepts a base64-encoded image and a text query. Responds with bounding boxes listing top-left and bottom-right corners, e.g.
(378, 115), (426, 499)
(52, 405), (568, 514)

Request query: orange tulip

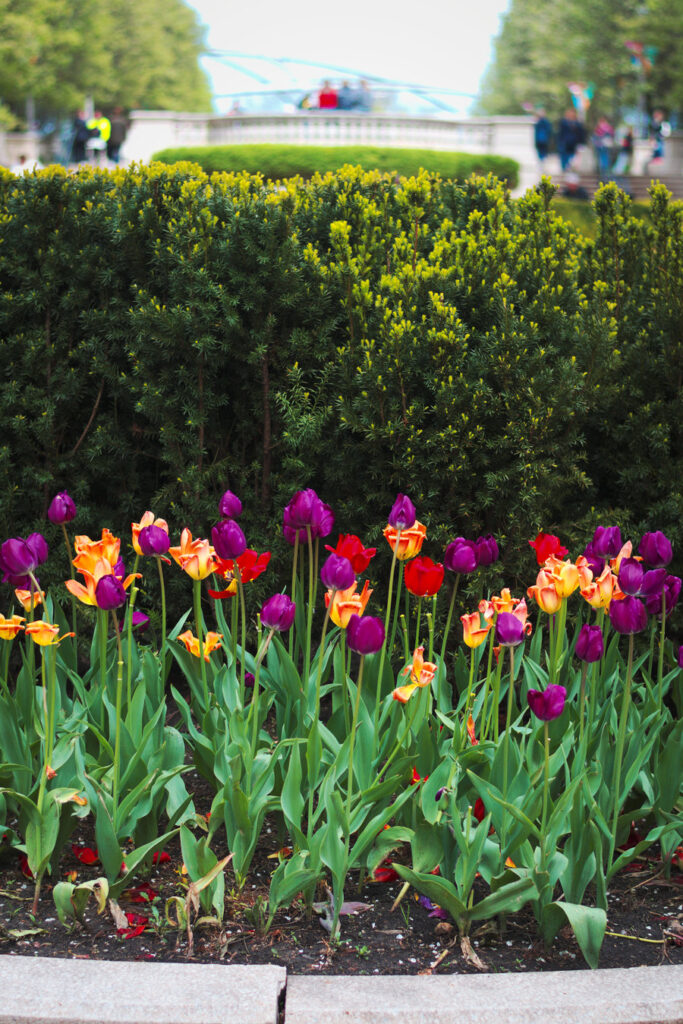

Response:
(393, 646), (437, 702)
(575, 555), (594, 590)
(325, 580), (372, 628)
(0, 613), (25, 639)
(383, 521), (427, 561)
(610, 540), (633, 574)
(527, 569), (563, 615)
(481, 589), (532, 635)
(14, 588), (44, 612)
(25, 620), (74, 647)
(169, 528), (217, 581)
(544, 555), (580, 598)
(177, 629), (223, 661)
(580, 565), (615, 609)
(132, 511), (169, 556)
(460, 611), (492, 648)
(73, 528), (121, 571)
(466, 714), (479, 746)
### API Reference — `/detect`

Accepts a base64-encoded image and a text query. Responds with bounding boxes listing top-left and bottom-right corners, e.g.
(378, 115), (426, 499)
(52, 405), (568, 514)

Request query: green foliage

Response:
(151, 145), (520, 187)
(0, 164), (681, 610)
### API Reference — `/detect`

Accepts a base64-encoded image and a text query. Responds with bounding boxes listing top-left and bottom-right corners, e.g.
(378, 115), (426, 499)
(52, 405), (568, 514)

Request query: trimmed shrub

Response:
(151, 144), (519, 188)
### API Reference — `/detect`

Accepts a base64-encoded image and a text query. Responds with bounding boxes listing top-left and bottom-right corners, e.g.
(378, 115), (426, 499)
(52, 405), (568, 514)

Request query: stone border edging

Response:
(0, 956), (681, 1024)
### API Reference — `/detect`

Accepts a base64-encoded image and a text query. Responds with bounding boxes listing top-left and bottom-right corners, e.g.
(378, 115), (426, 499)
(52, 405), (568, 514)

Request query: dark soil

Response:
(1, 770), (681, 975)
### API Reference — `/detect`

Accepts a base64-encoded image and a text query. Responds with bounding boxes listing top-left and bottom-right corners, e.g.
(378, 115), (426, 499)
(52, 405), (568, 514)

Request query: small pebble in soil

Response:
(396, 934), (404, 941)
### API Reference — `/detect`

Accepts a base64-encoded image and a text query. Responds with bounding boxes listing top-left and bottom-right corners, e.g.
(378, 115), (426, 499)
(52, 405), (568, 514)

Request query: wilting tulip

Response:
(529, 532), (568, 565)
(592, 526), (623, 559)
(95, 574), (127, 611)
(320, 553), (355, 591)
(460, 611), (492, 649)
(347, 613), (385, 655)
(609, 594), (647, 634)
(575, 623), (603, 663)
(178, 629), (223, 660)
(638, 531), (673, 569)
(138, 524), (170, 557)
(324, 534), (376, 573)
(474, 534), (498, 566)
(495, 611), (525, 647)
(528, 684), (566, 721)
(444, 538), (477, 574)
(47, 491), (76, 525)
(392, 646), (437, 702)
(261, 594), (296, 632)
(404, 556), (444, 597)
(645, 575), (681, 618)
(383, 522), (427, 561)
(326, 580), (372, 628)
(212, 519), (247, 561)
(0, 613), (25, 639)
(388, 493), (416, 530)
(218, 489), (242, 519)
(14, 588), (44, 612)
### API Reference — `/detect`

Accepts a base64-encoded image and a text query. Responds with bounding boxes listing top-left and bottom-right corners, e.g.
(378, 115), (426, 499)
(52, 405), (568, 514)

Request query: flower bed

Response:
(0, 487), (681, 971)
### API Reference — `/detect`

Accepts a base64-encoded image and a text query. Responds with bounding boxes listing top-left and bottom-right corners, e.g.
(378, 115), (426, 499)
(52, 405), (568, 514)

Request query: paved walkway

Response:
(0, 956), (681, 1023)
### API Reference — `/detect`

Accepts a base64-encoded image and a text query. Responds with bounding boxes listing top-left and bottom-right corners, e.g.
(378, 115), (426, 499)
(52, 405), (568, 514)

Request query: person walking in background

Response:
(86, 110), (110, 164)
(107, 107), (128, 163)
(593, 116), (614, 179)
(70, 110), (90, 163)
(557, 108), (584, 171)
(648, 108), (670, 165)
(533, 107), (553, 171)
(337, 81), (354, 110)
(612, 124), (634, 177)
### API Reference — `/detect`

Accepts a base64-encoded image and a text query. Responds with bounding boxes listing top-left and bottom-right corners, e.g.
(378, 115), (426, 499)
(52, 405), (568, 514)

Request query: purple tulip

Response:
(575, 623), (603, 663)
(282, 504), (308, 546)
(212, 519), (247, 560)
(474, 534), (498, 567)
(118, 610), (149, 633)
(645, 575), (681, 619)
(638, 531), (673, 569)
(218, 489), (242, 520)
(320, 553), (355, 591)
(609, 595), (648, 634)
(678, 645), (683, 669)
(388, 493), (416, 531)
(618, 558), (644, 596)
(0, 534), (48, 580)
(26, 533), (49, 566)
(113, 557), (126, 580)
(47, 491), (76, 525)
(592, 526), (622, 559)
(528, 684), (566, 722)
(286, 488), (319, 529)
(95, 574), (127, 611)
(310, 498), (334, 540)
(261, 593), (296, 632)
(138, 524), (170, 557)
(346, 614), (385, 655)
(582, 542), (605, 578)
(444, 538), (477, 574)
(244, 671), (255, 689)
(495, 611), (525, 647)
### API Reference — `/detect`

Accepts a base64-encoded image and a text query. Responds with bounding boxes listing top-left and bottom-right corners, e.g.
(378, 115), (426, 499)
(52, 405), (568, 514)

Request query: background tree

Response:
(0, 0), (211, 125)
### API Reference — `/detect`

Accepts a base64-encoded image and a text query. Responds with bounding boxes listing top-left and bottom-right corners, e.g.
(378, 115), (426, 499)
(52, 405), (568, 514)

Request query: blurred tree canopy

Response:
(476, 0), (682, 122)
(0, 0), (211, 125)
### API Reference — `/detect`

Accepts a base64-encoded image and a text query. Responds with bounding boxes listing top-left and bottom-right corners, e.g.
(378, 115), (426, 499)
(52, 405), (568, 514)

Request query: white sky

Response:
(185, 0), (511, 113)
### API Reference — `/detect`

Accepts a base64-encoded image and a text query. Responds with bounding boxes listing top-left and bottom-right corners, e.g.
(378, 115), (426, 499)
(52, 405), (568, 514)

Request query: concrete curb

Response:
(0, 957), (681, 1024)
(0, 956), (286, 1024)
(285, 966), (683, 1024)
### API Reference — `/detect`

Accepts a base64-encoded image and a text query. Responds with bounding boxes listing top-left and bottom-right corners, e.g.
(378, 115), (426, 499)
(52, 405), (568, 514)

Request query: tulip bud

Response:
(346, 613), (385, 655)
(474, 534), (498, 566)
(575, 623), (603, 663)
(286, 489), (318, 529)
(139, 524), (170, 557)
(218, 489), (242, 520)
(47, 491), (76, 525)
(310, 498), (334, 540)
(618, 558), (644, 596)
(320, 553), (355, 591)
(388, 493), (416, 531)
(592, 526), (623, 559)
(95, 574), (127, 611)
(527, 684), (566, 721)
(609, 594), (647, 634)
(444, 538), (477, 574)
(212, 519), (247, 561)
(261, 594), (296, 632)
(638, 531), (673, 569)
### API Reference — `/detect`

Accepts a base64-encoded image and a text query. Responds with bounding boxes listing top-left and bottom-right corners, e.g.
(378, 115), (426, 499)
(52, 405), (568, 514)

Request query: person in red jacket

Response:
(318, 80), (338, 109)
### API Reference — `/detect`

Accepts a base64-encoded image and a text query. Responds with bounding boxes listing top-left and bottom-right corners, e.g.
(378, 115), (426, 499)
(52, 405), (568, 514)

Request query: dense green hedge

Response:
(151, 144), (519, 188)
(0, 163), (681, 623)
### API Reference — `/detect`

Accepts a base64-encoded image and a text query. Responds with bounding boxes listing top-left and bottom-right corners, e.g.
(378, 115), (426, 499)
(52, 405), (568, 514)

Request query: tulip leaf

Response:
(541, 901), (606, 969)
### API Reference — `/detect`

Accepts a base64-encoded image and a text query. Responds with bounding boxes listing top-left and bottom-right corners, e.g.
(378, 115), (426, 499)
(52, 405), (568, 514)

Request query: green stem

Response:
(479, 623), (497, 742)
(289, 535), (299, 659)
(231, 590), (238, 670)
(340, 630), (350, 735)
(112, 610), (124, 831)
(235, 564), (246, 699)
(657, 587), (666, 715)
(376, 694), (420, 784)
(489, 650), (505, 743)
(646, 617), (656, 680)
(578, 662), (588, 750)
(61, 522), (77, 657)
(346, 656), (365, 821)
(460, 646), (476, 748)
(428, 597), (436, 663)
(307, 605), (332, 831)
(125, 553), (140, 708)
(414, 598), (422, 654)
(98, 608), (108, 728)
(502, 646), (515, 798)
(374, 532), (401, 746)
(157, 556), (167, 683)
(248, 629), (275, 778)
(439, 574), (460, 669)
(609, 632), (634, 870)
(193, 579), (209, 712)
(1, 638), (11, 698)
(304, 527), (314, 686)
(541, 721), (550, 867)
